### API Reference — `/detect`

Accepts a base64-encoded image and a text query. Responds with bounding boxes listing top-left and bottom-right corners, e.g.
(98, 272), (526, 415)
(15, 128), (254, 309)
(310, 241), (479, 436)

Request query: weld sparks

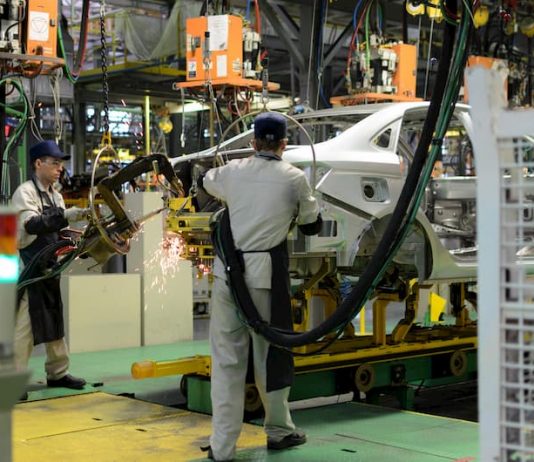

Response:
(145, 233), (186, 294)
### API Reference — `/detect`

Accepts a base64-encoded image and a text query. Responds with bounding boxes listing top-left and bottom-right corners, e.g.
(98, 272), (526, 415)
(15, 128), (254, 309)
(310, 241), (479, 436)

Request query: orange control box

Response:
(391, 43), (417, 99)
(186, 15), (243, 81)
(25, 0), (58, 59)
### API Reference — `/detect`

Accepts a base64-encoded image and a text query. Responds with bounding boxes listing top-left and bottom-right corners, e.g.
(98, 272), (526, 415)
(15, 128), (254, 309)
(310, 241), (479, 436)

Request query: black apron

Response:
(214, 150), (295, 391)
(18, 179), (65, 345)
(237, 240), (295, 392)
(263, 240), (294, 392)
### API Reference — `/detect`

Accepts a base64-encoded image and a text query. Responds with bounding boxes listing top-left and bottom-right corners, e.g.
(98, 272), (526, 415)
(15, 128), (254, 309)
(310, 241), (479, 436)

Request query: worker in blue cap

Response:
(11, 140), (88, 399)
(199, 112), (323, 461)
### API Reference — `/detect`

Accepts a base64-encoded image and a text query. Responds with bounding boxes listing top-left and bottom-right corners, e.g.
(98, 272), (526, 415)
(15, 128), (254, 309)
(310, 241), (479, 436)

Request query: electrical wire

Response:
(253, 0), (262, 35)
(28, 78), (43, 143)
(245, 0), (252, 21)
(0, 78), (29, 202)
(49, 68), (63, 143)
(57, 0), (90, 83)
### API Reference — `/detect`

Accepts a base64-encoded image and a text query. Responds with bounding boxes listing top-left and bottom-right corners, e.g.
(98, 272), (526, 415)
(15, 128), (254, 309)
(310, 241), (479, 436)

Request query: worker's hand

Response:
(64, 207), (89, 222)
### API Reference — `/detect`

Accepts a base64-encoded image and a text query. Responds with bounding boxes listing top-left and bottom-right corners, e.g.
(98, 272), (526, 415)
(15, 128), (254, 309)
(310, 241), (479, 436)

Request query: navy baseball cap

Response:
(253, 112), (287, 141)
(30, 140), (71, 162)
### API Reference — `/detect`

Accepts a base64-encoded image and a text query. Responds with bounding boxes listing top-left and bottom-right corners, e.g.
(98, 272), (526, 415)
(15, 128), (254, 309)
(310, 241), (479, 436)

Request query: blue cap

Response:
(253, 112), (287, 141)
(29, 141), (71, 162)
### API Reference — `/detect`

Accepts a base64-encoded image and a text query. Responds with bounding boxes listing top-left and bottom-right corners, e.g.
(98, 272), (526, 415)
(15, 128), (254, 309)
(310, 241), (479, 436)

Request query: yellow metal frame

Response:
(131, 335), (477, 380)
(159, 204), (479, 383)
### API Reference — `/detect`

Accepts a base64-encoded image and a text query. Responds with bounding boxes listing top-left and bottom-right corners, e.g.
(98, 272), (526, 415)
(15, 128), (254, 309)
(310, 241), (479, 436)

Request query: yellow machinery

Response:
(132, 197), (477, 413)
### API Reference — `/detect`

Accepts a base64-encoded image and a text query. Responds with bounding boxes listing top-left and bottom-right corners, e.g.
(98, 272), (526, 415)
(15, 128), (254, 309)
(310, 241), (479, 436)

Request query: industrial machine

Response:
(350, 39), (417, 98)
(334, 38), (419, 105)
(186, 14), (260, 82)
(17, 154), (184, 290)
(0, 0), (63, 70)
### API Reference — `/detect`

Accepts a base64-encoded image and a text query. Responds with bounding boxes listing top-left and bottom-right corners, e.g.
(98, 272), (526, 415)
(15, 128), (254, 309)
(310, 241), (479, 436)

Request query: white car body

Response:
(171, 102), (534, 284)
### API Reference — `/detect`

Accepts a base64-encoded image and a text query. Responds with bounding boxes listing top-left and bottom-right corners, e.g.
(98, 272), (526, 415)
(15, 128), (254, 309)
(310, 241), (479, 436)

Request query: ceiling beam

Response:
(260, 0), (305, 69)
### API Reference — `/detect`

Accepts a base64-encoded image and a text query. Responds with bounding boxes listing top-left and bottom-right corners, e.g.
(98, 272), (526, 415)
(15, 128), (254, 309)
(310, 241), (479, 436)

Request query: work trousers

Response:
(209, 277), (296, 461)
(14, 291), (69, 380)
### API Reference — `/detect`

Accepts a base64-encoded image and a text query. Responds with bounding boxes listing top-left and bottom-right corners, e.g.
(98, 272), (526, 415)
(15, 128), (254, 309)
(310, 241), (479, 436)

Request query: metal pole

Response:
(528, 37), (532, 106)
(144, 94), (151, 191)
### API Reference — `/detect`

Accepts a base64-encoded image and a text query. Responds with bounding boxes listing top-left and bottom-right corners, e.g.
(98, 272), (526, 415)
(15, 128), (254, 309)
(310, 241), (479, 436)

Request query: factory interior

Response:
(1, 0), (534, 461)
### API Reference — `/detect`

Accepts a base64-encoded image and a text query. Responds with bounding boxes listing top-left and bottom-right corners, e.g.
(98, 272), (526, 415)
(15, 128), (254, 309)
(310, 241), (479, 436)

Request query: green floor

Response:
(20, 340), (479, 461)
(25, 339), (210, 401)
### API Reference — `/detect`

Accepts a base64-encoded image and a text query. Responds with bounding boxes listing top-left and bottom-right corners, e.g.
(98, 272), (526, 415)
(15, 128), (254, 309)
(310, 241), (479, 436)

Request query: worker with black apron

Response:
(200, 113), (322, 462)
(11, 141), (89, 399)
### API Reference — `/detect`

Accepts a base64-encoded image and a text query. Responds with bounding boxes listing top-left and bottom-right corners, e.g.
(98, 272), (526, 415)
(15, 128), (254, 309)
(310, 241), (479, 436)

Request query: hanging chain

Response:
(100, 0), (111, 146)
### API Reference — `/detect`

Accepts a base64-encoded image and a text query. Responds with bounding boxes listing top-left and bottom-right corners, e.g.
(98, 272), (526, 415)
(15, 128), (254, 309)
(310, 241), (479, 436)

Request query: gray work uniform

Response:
(203, 153), (319, 461)
(11, 178), (72, 379)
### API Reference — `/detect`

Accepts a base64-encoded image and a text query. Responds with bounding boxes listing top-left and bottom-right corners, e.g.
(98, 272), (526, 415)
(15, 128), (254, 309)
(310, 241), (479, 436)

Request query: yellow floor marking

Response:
(13, 392), (265, 462)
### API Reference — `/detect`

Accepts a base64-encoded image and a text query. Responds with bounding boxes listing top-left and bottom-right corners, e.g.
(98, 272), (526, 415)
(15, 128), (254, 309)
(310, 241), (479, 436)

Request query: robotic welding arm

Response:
(97, 153), (184, 225)
(18, 154), (184, 291)
(79, 154), (184, 265)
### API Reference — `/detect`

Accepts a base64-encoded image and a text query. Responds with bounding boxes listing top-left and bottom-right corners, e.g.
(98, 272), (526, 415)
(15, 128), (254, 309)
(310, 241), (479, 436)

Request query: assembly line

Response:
(0, 1), (533, 461)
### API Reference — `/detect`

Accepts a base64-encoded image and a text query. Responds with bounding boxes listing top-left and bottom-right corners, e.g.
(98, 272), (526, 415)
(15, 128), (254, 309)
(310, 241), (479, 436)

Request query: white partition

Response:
(125, 192), (193, 345)
(61, 274), (141, 353)
(469, 67), (534, 462)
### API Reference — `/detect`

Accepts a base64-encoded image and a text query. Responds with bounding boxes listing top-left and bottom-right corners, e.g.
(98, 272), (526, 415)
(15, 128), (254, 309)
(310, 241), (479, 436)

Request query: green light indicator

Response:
(0, 255), (18, 283)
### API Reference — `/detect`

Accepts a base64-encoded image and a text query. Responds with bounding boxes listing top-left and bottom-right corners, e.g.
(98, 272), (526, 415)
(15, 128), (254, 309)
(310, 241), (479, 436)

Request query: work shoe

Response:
(47, 374), (86, 390)
(267, 431), (307, 450)
(200, 445), (233, 462)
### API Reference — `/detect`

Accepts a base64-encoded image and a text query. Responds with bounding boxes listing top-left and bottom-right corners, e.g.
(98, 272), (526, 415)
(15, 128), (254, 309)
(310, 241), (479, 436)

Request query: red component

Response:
(499, 9), (512, 22)
(55, 246), (76, 257)
(0, 212), (17, 255)
(0, 213), (16, 237)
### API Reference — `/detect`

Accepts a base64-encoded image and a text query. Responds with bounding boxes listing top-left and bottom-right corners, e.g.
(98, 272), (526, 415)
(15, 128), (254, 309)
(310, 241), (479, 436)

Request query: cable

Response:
(49, 68), (63, 143)
(254, 0), (262, 35)
(57, 0), (90, 83)
(0, 78), (29, 202)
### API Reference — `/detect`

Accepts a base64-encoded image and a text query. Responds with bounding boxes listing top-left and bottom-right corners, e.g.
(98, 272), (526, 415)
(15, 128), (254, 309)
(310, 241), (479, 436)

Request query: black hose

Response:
(17, 240), (75, 292)
(218, 1), (461, 348)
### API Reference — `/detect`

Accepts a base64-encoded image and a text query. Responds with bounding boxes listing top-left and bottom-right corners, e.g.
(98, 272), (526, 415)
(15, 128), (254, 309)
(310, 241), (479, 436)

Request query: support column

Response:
(299, 3), (323, 109)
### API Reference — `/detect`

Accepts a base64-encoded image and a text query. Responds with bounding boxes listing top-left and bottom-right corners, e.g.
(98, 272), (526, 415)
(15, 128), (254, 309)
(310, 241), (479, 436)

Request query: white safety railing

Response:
(469, 67), (534, 462)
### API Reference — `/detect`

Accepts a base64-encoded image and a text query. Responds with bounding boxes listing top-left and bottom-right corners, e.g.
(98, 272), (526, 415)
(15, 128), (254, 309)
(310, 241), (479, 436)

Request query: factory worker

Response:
(200, 112), (322, 461)
(11, 140), (88, 400)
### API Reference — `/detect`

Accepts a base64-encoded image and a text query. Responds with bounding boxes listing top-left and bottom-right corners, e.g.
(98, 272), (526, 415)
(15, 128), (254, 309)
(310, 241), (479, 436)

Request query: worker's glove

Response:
(64, 207), (89, 222)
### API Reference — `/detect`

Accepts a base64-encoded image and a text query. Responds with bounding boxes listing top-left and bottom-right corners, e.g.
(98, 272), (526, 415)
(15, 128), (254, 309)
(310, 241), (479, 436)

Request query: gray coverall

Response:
(203, 152), (320, 461)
